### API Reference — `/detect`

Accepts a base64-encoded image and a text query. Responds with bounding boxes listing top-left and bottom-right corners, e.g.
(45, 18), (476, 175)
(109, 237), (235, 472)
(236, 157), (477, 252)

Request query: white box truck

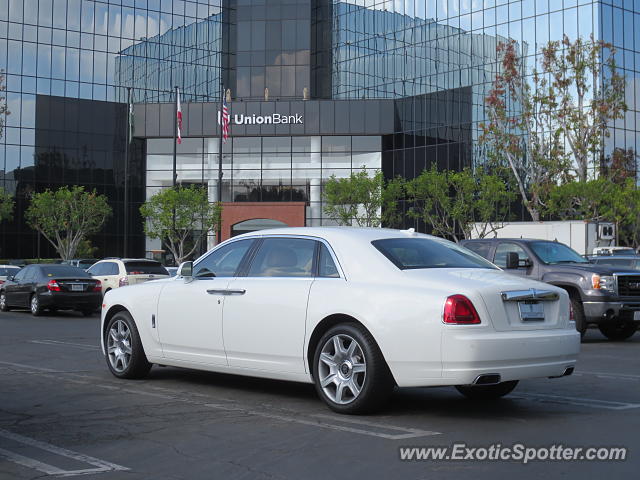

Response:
(470, 220), (616, 256)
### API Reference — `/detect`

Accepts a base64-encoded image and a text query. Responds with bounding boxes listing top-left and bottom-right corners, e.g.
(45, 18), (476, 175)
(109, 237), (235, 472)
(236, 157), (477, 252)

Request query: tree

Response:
(26, 186), (112, 260)
(405, 165), (514, 242)
(140, 185), (222, 264)
(547, 178), (640, 245)
(542, 35), (627, 182)
(0, 187), (14, 223)
(323, 168), (390, 227)
(480, 40), (569, 221)
(600, 147), (637, 185)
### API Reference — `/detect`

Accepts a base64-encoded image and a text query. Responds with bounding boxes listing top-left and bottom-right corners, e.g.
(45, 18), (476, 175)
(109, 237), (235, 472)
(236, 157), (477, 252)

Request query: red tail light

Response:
(93, 280), (102, 292)
(47, 280), (61, 292)
(119, 276), (129, 287)
(443, 295), (481, 324)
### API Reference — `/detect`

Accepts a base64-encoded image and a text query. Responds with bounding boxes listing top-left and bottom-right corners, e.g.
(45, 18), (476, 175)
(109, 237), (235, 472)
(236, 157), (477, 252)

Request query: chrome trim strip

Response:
(206, 289), (246, 296)
(501, 289), (559, 302)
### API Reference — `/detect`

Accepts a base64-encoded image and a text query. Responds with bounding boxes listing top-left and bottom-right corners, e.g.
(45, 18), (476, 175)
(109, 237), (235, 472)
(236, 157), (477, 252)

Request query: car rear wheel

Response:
(598, 320), (638, 341)
(30, 294), (43, 316)
(313, 323), (393, 414)
(0, 292), (10, 312)
(105, 311), (151, 379)
(455, 380), (519, 400)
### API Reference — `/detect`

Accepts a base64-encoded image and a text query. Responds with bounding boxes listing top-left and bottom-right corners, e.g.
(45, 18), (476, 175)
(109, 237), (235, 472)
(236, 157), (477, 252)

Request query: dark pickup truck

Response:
(460, 238), (640, 341)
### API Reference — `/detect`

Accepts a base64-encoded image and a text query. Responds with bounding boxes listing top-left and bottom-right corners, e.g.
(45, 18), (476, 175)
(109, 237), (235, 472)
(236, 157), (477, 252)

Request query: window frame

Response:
(243, 237), (319, 279)
(493, 242), (532, 269)
(231, 235), (346, 280)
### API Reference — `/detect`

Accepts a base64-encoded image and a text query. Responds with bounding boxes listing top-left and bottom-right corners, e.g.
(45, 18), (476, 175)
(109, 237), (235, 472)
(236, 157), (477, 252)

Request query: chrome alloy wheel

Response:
(107, 319), (133, 373)
(317, 334), (367, 405)
(30, 295), (39, 314)
(0, 293), (6, 310)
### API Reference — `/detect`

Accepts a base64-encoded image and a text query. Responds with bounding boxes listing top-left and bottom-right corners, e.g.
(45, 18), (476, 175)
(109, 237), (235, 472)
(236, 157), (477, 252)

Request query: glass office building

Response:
(1, 0), (638, 259)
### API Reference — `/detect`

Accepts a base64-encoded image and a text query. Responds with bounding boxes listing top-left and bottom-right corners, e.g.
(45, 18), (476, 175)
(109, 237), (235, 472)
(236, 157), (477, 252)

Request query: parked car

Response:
(61, 259), (99, 270)
(0, 265), (22, 285)
(592, 246), (638, 256)
(100, 228), (579, 414)
(88, 258), (169, 295)
(0, 264), (102, 316)
(461, 238), (640, 341)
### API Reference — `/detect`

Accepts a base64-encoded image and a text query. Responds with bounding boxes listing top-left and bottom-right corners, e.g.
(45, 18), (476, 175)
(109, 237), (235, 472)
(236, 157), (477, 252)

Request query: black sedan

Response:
(0, 264), (102, 316)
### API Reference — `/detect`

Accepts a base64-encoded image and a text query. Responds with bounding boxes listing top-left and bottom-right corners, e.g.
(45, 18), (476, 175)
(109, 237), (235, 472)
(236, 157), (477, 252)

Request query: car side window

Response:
(194, 239), (254, 278)
(248, 238), (316, 278)
(103, 262), (119, 275)
(87, 264), (103, 276)
(22, 267), (36, 283)
(494, 243), (530, 268)
(462, 241), (492, 260)
(318, 243), (340, 278)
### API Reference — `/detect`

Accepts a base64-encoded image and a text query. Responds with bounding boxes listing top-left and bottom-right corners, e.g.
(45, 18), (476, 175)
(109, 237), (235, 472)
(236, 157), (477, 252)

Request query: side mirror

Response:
(505, 252), (520, 269)
(6, 275), (14, 282)
(177, 261), (193, 278)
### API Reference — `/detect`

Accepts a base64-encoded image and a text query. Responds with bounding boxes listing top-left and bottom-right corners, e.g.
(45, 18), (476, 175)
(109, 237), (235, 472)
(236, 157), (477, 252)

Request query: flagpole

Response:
(217, 86), (224, 244)
(124, 86), (131, 258)
(172, 85), (178, 189)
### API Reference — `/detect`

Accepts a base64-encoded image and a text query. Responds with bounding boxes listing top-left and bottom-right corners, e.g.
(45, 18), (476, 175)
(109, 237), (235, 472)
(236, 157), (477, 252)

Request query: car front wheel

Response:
(313, 323), (393, 414)
(105, 311), (151, 379)
(455, 380), (519, 400)
(598, 320), (638, 341)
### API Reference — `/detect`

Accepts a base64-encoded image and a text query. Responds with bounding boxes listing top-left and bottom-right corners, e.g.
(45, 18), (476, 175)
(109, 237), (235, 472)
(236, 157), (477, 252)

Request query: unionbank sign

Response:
(218, 111), (303, 125)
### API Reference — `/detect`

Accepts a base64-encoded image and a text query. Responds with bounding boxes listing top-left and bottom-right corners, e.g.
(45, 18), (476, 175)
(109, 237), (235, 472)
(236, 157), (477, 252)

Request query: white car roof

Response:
(234, 226), (440, 243)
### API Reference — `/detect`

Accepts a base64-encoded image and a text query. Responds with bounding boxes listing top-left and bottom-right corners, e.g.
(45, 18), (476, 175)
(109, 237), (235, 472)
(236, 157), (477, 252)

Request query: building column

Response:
(309, 136), (322, 226)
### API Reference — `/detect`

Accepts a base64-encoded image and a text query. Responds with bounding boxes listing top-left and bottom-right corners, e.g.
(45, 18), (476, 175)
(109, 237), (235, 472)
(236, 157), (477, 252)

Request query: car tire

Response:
(30, 294), (43, 316)
(570, 294), (587, 339)
(0, 291), (10, 312)
(312, 323), (394, 414)
(104, 311), (151, 379)
(455, 380), (519, 400)
(598, 321), (638, 341)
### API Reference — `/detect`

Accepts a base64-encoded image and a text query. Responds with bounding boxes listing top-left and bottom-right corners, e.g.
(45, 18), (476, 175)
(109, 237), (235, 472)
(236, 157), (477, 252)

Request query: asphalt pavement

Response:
(0, 308), (638, 479)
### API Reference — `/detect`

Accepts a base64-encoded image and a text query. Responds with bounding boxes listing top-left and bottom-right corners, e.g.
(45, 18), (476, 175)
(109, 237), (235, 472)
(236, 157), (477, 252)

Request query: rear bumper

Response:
(39, 291), (102, 310)
(393, 328), (580, 387)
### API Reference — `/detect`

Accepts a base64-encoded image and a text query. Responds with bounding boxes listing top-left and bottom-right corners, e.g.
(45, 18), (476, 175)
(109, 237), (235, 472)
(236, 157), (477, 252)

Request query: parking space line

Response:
(0, 360), (440, 441)
(0, 429), (129, 477)
(29, 340), (99, 350)
(513, 392), (640, 410)
(575, 371), (640, 381)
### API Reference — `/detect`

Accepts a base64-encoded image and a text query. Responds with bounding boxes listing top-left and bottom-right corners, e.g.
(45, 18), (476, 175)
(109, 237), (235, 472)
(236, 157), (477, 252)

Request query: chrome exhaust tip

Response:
(473, 373), (501, 385)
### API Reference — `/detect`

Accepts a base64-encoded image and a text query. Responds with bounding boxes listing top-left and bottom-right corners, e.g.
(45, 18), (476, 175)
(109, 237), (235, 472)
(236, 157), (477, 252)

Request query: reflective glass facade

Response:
(1, 1), (639, 258)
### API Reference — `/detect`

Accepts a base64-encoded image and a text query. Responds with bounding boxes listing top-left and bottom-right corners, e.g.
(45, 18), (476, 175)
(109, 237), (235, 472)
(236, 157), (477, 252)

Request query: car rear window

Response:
(40, 266), (91, 277)
(372, 238), (498, 270)
(124, 262), (168, 275)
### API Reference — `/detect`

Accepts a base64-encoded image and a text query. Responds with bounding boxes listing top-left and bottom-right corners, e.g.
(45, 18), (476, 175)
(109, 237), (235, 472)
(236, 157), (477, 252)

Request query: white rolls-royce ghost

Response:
(101, 228), (580, 414)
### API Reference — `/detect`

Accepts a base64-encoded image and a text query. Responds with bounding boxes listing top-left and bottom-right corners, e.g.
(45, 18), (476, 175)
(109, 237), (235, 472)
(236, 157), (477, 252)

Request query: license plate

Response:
(518, 301), (545, 321)
(634, 311), (640, 321)
(71, 284), (83, 292)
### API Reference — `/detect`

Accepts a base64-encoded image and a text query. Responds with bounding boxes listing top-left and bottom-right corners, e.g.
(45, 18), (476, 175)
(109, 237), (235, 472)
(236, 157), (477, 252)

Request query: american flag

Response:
(222, 97), (230, 143)
(176, 88), (182, 144)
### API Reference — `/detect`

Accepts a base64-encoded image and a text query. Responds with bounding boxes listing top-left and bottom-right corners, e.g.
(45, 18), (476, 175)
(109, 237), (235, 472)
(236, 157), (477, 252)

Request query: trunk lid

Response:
(401, 268), (568, 331)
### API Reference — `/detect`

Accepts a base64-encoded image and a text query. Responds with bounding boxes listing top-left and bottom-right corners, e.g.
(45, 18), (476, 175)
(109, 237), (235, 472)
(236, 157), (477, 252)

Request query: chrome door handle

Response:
(207, 289), (246, 296)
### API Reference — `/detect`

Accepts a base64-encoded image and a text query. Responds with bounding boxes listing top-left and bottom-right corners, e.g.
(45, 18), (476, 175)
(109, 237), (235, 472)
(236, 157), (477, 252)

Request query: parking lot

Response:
(0, 309), (637, 480)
